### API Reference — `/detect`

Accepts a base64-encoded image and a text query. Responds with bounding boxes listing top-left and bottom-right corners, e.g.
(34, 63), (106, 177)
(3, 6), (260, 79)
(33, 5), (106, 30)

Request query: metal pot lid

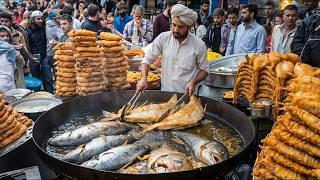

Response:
(12, 98), (63, 113)
(4, 89), (32, 100)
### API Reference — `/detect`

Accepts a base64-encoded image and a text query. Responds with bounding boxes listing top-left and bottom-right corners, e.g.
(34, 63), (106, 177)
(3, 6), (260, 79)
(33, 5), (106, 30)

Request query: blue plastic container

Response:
(24, 76), (42, 91)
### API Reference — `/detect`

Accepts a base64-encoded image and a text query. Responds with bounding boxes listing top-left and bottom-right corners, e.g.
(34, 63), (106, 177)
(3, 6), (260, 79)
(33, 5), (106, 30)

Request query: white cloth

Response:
(271, 24), (297, 53)
(0, 53), (16, 92)
(73, 18), (82, 30)
(142, 31), (208, 93)
(171, 4), (198, 26)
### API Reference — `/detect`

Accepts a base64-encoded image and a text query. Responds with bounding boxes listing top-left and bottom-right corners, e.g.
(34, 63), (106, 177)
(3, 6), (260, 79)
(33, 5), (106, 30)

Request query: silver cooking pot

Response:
(204, 53), (254, 88)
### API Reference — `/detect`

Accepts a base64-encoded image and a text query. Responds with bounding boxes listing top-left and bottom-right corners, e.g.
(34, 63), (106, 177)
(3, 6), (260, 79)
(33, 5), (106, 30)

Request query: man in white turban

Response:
(137, 4), (208, 95)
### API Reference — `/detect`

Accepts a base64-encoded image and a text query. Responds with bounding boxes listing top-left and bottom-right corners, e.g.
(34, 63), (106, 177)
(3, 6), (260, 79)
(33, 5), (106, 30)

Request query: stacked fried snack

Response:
(99, 32), (130, 91)
(54, 42), (76, 97)
(253, 72), (320, 179)
(0, 94), (32, 148)
(69, 30), (106, 96)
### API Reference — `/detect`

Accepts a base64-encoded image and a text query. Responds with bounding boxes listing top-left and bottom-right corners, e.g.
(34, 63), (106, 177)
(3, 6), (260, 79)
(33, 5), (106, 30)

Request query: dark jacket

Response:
(202, 24), (222, 53)
(298, 9), (316, 20)
(197, 11), (212, 28)
(291, 11), (320, 67)
(81, 18), (111, 34)
(25, 24), (47, 56)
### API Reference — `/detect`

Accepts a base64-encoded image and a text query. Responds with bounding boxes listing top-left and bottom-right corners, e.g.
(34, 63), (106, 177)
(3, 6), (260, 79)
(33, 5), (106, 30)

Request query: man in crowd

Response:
(202, 8), (224, 53)
(59, 15), (73, 42)
(220, 7), (238, 55)
(292, 9), (320, 67)
(114, 2), (132, 34)
(258, 0), (276, 26)
(26, 10), (53, 93)
(153, 0), (177, 39)
(0, 38), (16, 92)
(197, 0), (211, 28)
(0, 25), (25, 88)
(63, 5), (81, 30)
(226, 4), (267, 55)
(123, 5), (153, 44)
(20, 11), (31, 29)
(298, 0), (318, 20)
(271, 5), (298, 53)
(82, 4), (110, 33)
(136, 4), (208, 95)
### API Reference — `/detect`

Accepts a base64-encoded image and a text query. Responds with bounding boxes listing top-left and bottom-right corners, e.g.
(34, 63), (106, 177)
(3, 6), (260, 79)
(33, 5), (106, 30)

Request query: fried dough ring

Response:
(75, 67), (102, 73)
(56, 71), (76, 78)
(75, 41), (97, 47)
(77, 71), (104, 77)
(56, 91), (77, 97)
(56, 77), (76, 83)
(75, 47), (100, 53)
(0, 120), (17, 135)
(98, 40), (125, 47)
(104, 56), (126, 64)
(0, 108), (11, 123)
(54, 55), (74, 62)
(76, 86), (106, 93)
(105, 72), (127, 77)
(76, 76), (104, 83)
(110, 81), (127, 87)
(110, 83), (131, 91)
(105, 60), (128, 68)
(55, 86), (76, 92)
(77, 81), (106, 87)
(0, 124), (27, 148)
(99, 32), (122, 41)
(105, 65), (129, 73)
(55, 50), (74, 56)
(0, 121), (20, 141)
(68, 29), (97, 37)
(55, 61), (75, 68)
(75, 57), (101, 63)
(109, 76), (127, 83)
(54, 42), (74, 50)
(55, 67), (75, 73)
(19, 118), (32, 127)
(102, 52), (124, 58)
(0, 100), (4, 111)
(56, 81), (77, 87)
(70, 36), (96, 42)
(0, 114), (14, 129)
(74, 52), (101, 58)
(100, 46), (124, 53)
(76, 62), (102, 68)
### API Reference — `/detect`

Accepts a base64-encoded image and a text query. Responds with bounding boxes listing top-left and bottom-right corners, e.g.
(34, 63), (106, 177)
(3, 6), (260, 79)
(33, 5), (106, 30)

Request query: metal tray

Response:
(0, 123), (34, 158)
(11, 98), (63, 114)
(4, 89), (32, 100)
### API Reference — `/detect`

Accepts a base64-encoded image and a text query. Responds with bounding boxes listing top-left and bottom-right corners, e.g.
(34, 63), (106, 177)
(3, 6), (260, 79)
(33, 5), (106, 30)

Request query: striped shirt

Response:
(123, 19), (153, 43)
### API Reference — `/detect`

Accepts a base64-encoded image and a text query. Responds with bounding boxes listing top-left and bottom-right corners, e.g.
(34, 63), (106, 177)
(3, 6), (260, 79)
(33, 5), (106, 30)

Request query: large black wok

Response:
(32, 91), (255, 180)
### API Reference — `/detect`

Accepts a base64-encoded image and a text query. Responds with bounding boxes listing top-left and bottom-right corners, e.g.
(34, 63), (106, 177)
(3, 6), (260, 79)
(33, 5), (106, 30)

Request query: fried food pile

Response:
(253, 72), (320, 179)
(69, 30), (106, 96)
(123, 49), (145, 59)
(0, 94), (32, 148)
(99, 32), (130, 91)
(54, 42), (76, 97)
(127, 71), (160, 84)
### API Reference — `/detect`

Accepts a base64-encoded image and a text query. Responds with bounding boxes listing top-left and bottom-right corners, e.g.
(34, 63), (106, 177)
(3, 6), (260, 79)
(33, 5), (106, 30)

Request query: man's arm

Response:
(185, 70), (208, 95)
(291, 21), (306, 55)
(201, 26), (211, 49)
(225, 30), (235, 55)
(143, 20), (153, 43)
(256, 28), (267, 53)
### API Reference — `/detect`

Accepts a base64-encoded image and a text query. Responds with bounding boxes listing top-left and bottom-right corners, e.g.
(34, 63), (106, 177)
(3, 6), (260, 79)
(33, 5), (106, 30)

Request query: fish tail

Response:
(143, 123), (162, 133)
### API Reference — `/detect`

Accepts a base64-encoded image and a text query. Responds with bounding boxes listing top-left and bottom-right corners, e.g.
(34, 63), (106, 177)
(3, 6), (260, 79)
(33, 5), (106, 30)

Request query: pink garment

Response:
(265, 35), (271, 53)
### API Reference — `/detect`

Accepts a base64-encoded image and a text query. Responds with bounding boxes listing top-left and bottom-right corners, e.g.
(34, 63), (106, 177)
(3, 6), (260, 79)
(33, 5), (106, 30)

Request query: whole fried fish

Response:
(147, 146), (193, 173)
(81, 144), (149, 171)
(171, 131), (228, 165)
(102, 94), (177, 123)
(48, 121), (131, 147)
(64, 129), (144, 164)
(144, 95), (204, 131)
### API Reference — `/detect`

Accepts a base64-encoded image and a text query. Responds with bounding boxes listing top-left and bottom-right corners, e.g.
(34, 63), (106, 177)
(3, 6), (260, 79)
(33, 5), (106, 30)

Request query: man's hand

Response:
(136, 78), (148, 93)
(13, 44), (22, 50)
(185, 81), (196, 96)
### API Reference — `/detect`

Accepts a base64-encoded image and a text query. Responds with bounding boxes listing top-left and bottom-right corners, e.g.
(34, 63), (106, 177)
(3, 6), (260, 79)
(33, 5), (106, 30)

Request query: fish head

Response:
(81, 159), (99, 169)
(199, 141), (228, 165)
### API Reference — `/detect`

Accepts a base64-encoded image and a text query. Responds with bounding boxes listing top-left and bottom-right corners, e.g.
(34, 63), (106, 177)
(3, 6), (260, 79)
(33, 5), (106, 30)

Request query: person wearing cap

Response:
(202, 8), (225, 53)
(0, 25), (26, 88)
(20, 11), (31, 29)
(136, 4), (208, 95)
(26, 10), (54, 93)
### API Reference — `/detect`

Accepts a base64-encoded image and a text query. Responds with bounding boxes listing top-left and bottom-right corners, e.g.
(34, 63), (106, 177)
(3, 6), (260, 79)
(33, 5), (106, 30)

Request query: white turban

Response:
(171, 4), (198, 26)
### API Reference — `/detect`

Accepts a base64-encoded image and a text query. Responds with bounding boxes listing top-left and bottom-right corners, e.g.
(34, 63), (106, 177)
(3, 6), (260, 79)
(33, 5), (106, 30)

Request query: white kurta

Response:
(142, 31), (208, 93)
(0, 53), (16, 92)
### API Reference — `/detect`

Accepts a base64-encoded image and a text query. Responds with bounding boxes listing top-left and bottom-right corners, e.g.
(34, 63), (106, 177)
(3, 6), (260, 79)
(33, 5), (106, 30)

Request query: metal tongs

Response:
(157, 92), (187, 122)
(120, 92), (142, 121)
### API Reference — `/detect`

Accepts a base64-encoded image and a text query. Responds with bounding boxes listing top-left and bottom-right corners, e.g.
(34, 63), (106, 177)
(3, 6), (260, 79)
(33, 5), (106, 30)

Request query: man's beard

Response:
(241, 16), (250, 23)
(173, 31), (188, 40)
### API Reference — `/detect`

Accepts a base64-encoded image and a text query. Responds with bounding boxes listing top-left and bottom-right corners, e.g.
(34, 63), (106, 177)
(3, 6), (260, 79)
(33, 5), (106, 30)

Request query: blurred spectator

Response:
(298, 0), (318, 20)
(226, 4), (267, 55)
(13, 10), (20, 24)
(103, 0), (117, 14)
(76, 0), (86, 22)
(130, 4), (138, 16)
(258, 0), (276, 26)
(0, 25), (25, 88)
(26, 10), (53, 93)
(263, 24), (272, 53)
(36, 0), (46, 11)
(191, 15), (207, 40)
(292, 9), (320, 67)
(63, 4), (81, 30)
(114, 2), (132, 34)
(0, 38), (16, 92)
(220, 7), (238, 55)
(203, 8), (224, 53)
(59, 15), (73, 42)
(106, 14), (122, 36)
(271, 5), (298, 53)
(197, 0), (211, 28)
(153, 0), (177, 39)
(273, 13), (283, 27)
(123, 5), (153, 43)
(20, 11), (31, 29)
(81, 4), (111, 34)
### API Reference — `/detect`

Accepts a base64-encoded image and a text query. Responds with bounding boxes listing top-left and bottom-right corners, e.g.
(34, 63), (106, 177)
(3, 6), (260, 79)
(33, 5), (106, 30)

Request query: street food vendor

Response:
(136, 4), (208, 95)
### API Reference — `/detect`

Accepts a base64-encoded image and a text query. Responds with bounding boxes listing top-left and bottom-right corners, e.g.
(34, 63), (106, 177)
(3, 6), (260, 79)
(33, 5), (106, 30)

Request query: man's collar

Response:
(244, 20), (258, 28)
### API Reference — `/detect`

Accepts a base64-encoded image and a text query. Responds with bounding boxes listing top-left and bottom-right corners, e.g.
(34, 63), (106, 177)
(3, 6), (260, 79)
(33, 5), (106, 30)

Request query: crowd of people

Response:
(0, 0), (319, 93)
